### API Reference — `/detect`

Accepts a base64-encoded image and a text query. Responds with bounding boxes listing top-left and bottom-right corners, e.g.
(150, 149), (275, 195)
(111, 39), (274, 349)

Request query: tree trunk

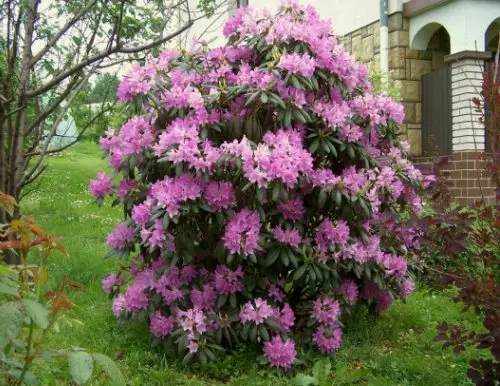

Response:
(2, 1), (38, 265)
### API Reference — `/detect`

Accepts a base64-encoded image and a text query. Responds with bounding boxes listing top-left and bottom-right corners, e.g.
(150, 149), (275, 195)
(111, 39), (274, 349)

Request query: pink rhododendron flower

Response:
(273, 303), (295, 332)
(112, 294), (126, 317)
(106, 222), (135, 250)
(315, 219), (350, 252)
(102, 273), (126, 294)
(278, 53), (316, 77)
(399, 279), (415, 299)
(263, 335), (296, 369)
(124, 283), (148, 312)
(272, 226), (302, 248)
(277, 198), (304, 221)
(313, 324), (342, 353)
(312, 296), (341, 326)
(150, 310), (175, 337)
(89, 172), (113, 199)
(240, 298), (274, 325)
(223, 209), (261, 255)
(214, 265), (244, 295)
(117, 179), (138, 201)
(338, 279), (359, 305)
(204, 181), (236, 210)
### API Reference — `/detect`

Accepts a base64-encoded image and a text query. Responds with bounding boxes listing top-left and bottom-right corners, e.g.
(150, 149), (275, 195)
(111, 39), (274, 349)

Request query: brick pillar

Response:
(445, 51), (491, 152)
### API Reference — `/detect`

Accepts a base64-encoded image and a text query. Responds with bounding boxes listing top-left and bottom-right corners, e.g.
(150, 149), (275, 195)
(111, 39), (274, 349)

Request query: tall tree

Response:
(0, 0), (224, 212)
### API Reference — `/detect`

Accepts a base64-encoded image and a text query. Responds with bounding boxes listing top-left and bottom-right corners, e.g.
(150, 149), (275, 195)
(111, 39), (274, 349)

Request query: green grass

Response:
(21, 141), (482, 385)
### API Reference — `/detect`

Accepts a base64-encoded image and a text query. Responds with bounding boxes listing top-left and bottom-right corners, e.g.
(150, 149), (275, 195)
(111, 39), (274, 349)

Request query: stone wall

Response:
(414, 152), (496, 206)
(341, 13), (449, 156)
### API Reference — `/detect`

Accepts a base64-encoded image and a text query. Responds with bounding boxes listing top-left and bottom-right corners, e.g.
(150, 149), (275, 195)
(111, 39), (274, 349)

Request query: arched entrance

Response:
(411, 23), (451, 155)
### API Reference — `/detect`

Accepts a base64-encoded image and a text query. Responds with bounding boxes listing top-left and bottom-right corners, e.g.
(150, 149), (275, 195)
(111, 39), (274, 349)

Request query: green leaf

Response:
(284, 109), (292, 127)
(260, 93), (269, 103)
(271, 182), (280, 202)
(22, 299), (49, 329)
(91, 353), (125, 386)
(0, 282), (19, 296)
(280, 250), (290, 267)
(309, 139), (320, 154)
(6, 369), (41, 385)
(265, 318), (281, 331)
(312, 359), (331, 384)
(293, 374), (318, 386)
(68, 351), (94, 385)
(249, 324), (258, 342)
(0, 301), (24, 349)
(318, 189), (327, 209)
(183, 352), (195, 365)
(216, 295), (228, 309)
(264, 249), (280, 267)
(244, 91), (261, 107)
(229, 293), (237, 308)
(293, 265), (307, 281)
(259, 325), (270, 341)
(347, 145), (355, 159)
(291, 76), (302, 89)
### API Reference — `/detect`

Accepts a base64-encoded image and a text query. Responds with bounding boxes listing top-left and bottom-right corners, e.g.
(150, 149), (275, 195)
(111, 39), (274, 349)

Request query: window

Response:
(237, 0), (249, 8)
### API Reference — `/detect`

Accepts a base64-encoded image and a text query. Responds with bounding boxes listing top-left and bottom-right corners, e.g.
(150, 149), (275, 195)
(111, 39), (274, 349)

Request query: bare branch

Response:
(30, 0), (99, 66)
(26, 20), (194, 98)
(24, 75), (81, 135)
(21, 70), (94, 189)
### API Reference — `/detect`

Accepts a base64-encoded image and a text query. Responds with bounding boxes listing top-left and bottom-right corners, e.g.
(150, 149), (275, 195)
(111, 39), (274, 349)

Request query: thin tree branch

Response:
(24, 76), (81, 136)
(21, 70), (93, 189)
(29, 0), (99, 66)
(26, 20), (194, 98)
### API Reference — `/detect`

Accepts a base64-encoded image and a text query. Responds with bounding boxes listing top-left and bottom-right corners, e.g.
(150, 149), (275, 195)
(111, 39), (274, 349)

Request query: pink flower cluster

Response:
(277, 53), (316, 77)
(311, 296), (343, 353)
(272, 226), (302, 248)
(239, 298), (274, 325)
(223, 209), (261, 256)
(106, 222), (135, 250)
(89, 172), (113, 200)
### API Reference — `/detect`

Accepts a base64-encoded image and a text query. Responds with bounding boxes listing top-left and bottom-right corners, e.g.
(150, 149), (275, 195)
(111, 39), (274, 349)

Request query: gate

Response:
(422, 66), (452, 155)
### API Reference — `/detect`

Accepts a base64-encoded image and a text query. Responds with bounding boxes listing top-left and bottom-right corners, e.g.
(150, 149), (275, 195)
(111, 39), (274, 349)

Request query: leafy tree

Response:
(86, 73), (120, 104)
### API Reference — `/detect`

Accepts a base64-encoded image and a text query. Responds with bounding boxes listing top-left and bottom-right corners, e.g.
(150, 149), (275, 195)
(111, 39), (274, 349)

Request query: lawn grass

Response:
(21, 141), (482, 385)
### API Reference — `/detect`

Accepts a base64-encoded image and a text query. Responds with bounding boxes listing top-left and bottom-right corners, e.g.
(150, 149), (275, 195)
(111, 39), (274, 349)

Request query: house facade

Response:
(186, 0), (499, 204)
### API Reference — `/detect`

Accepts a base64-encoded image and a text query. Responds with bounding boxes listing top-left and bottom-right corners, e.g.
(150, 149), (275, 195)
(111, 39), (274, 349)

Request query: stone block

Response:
(374, 26), (380, 49)
(388, 13), (403, 32)
(406, 49), (419, 59)
(372, 54), (381, 70)
(389, 47), (406, 69)
(408, 128), (422, 156)
(418, 50), (432, 60)
(399, 80), (420, 102)
(432, 51), (446, 70)
(405, 59), (411, 78)
(351, 35), (362, 61)
(389, 30), (409, 47)
(410, 59), (432, 80)
(362, 23), (374, 38)
(402, 102), (416, 123)
(415, 102), (422, 124)
(391, 68), (406, 80)
(403, 17), (409, 31)
(362, 36), (374, 62)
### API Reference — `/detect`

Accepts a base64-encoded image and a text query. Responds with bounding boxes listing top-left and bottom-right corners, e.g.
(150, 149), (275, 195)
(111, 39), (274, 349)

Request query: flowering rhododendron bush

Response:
(90, 1), (431, 369)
